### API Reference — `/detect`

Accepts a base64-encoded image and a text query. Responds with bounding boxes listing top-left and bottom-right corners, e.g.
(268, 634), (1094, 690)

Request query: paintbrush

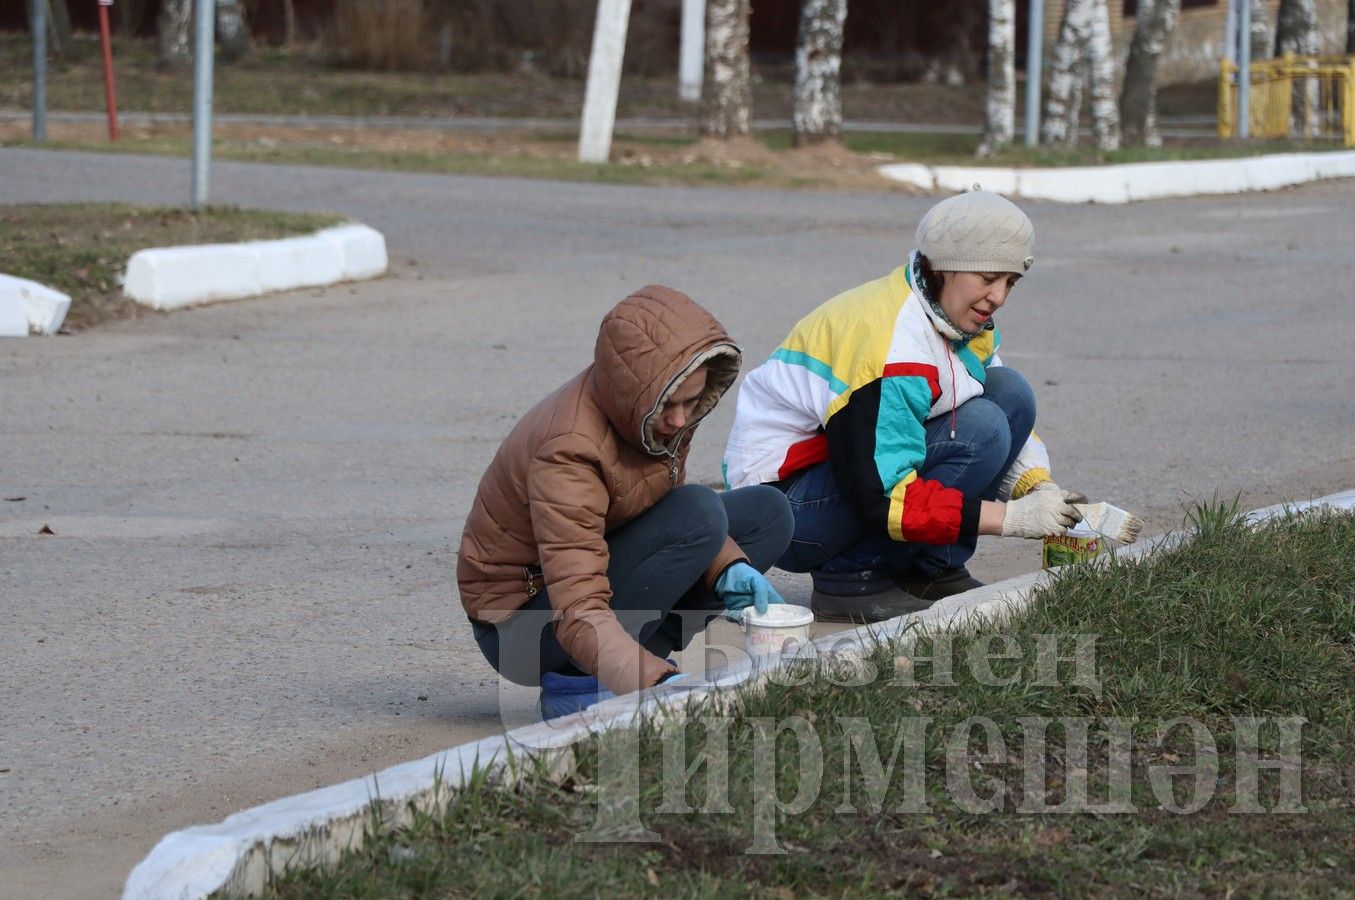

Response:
(1072, 502), (1143, 544)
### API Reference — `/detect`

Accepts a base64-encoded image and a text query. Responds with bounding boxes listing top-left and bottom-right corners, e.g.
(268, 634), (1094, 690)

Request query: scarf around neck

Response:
(907, 250), (994, 343)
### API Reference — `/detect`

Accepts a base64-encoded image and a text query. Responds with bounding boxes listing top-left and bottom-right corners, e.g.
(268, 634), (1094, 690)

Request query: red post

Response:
(97, 0), (119, 141)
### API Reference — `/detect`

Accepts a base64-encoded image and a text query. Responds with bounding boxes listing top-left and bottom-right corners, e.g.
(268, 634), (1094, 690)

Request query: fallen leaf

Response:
(38, 525), (55, 535)
(1225, 671), (1248, 692)
(646, 868), (660, 887)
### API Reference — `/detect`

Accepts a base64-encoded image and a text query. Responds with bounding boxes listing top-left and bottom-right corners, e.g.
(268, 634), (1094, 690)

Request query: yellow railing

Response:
(1218, 54), (1355, 146)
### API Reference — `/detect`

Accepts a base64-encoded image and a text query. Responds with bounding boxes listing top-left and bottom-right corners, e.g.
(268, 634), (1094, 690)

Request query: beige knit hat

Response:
(915, 189), (1035, 274)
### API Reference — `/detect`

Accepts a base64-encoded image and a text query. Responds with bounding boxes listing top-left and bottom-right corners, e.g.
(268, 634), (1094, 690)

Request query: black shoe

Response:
(810, 588), (932, 623)
(809, 568), (931, 624)
(893, 566), (985, 602)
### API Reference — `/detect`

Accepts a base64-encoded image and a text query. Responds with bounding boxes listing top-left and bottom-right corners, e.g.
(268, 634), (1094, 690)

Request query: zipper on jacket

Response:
(524, 566), (538, 598)
(668, 455), (679, 485)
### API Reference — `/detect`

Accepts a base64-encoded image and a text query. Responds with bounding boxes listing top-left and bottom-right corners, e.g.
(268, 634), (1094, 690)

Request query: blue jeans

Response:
(472, 484), (794, 687)
(777, 366), (1036, 579)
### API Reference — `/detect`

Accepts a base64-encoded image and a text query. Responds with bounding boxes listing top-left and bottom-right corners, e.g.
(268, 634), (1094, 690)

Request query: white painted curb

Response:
(123, 224), (388, 311)
(880, 149), (1355, 204)
(0, 273), (72, 336)
(122, 488), (1355, 899)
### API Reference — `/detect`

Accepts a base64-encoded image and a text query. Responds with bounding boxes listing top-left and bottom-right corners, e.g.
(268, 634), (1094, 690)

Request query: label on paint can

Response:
(1042, 520), (1101, 568)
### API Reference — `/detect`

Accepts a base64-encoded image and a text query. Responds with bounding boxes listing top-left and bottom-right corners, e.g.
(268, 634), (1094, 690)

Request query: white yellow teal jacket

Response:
(723, 259), (1053, 546)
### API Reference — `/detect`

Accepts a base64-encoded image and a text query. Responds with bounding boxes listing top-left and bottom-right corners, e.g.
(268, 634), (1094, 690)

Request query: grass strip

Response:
(263, 502), (1355, 898)
(1, 203), (343, 331)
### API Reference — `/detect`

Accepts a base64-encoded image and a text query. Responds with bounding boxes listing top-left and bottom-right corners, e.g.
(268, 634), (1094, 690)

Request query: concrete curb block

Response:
(123, 488), (1355, 899)
(0, 273), (72, 336)
(879, 150), (1355, 204)
(123, 224), (388, 311)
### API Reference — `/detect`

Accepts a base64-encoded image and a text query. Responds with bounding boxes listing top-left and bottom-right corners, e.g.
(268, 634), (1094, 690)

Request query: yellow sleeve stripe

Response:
(887, 471), (918, 542)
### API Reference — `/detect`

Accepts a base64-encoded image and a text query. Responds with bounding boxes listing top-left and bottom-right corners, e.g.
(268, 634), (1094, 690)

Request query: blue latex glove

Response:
(714, 562), (785, 622)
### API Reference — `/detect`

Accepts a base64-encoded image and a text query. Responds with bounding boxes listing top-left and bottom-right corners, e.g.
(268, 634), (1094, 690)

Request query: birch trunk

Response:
(1087, 0), (1120, 150)
(1041, 0), (1093, 146)
(978, 0), (1016, 157)
(702, 0), (752, 137)
(1250, 0), (1273, 59)
(792, 0), (847, 147)
(216, 0), (251, 62)
(1274, 0), (1320, 136)
(1120, 0), (1181, 147)
(157, 0), (193, 68)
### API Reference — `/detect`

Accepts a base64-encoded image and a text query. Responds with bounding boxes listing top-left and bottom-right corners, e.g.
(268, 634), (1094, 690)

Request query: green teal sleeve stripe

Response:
(874, 376), (933, 489)
(956, 344), (987, 383)
(771, 347), (850, 395)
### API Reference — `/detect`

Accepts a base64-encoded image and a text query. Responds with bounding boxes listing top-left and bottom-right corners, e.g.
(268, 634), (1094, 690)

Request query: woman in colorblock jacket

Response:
(723, 191), (1084, 624)
(459, 285), (793, 718)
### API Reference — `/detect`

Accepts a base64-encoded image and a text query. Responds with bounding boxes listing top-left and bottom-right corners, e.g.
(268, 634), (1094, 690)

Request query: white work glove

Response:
(1031, 481), (1088, 504)
(1001, 489), (1084, 538)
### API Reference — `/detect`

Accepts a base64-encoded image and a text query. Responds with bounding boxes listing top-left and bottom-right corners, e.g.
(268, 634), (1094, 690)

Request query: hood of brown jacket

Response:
(589, 285), (741, 456)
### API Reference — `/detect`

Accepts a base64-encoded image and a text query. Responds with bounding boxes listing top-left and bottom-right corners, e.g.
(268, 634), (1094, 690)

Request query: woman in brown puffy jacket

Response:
(457, 285), (794, 718)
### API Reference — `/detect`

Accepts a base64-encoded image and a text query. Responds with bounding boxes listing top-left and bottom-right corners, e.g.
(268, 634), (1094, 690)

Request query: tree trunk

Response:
(1087, 0), (1120, 151)
(117, 0), (148, 36)
(1041, 0), (1093, 146)
(978, 0), (1016, 156)
(158, 0), (193, 68)
(1250, 0), (1272, 59)
(1348, 0), (1354, 54)
(702, 0), (752, 138)
(1274, 0), (1319, 137)
(283, 0), (297, 46)
(792, 0), (847, 147)
(1120, 0), (1181, 147)
(45, 0), (74, 58)
(217, 0), (251, 62)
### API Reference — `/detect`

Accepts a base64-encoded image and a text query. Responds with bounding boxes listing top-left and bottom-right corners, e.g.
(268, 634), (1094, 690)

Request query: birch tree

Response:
(1086, 0), (1120, 150)
(217, 0), (251, 62)
(1041, 0), (1092, 146)
(1274, 0), (1320, 136)
(1120, 0), (1181, 147)
(702, 0), (752, 137)
(792, 0), (847, 147)
(157, 0), (193, 68)
(978, 0), (1015, 157)
(1250, 0), (1273, 59)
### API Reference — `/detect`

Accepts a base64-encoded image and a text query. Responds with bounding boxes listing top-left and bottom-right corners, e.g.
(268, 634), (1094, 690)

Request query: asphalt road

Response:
(2, 148), (1353, 897)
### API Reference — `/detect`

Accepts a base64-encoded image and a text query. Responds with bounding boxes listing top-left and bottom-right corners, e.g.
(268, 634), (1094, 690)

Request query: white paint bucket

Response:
(742, 603), (815, 663)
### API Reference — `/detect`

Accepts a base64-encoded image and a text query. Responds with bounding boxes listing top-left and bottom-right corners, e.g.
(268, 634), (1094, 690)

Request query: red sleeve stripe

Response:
(777, 433), (829, 480)
(882, 362), (941, 404)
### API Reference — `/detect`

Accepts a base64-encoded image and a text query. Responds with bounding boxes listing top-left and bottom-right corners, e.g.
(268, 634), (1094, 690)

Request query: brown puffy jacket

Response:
(457, 286), (745, 694)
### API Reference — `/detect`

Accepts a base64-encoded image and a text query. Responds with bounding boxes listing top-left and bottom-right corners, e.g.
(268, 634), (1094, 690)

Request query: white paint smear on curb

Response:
(880, 150), (1355, 204)
(123, 224), (388, 311)
(0, 273), (72, 336)
(123, 488), (1355, 900)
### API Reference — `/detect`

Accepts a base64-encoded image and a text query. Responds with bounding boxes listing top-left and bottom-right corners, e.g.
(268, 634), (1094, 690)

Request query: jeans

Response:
(776, 365), (1036, 579)
(472, 484), (793, 687)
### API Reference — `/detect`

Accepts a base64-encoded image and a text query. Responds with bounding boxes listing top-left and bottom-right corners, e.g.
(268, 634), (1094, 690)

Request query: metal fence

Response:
(1218, 54), (1355, 147)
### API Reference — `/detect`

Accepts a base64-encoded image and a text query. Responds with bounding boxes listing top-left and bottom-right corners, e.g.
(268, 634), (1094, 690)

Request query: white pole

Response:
(578, 0), (632, 164)
(1237, 0), (1250, 138)
(1024, 0), (1044, 146)
(192, 0), (216, 209)
(679, 0), (705, 103)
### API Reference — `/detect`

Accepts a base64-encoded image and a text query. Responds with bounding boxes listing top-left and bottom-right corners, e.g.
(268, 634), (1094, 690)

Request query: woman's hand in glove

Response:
(1032, 480), (1088, 504)
(1001, 489), (1084, 538)
(714, 562), (785, 621)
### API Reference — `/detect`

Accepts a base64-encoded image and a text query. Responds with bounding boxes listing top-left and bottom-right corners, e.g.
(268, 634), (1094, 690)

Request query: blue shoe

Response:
(539, 671), (613, 720)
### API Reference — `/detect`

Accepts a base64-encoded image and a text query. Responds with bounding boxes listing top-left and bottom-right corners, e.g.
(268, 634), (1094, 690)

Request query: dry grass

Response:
(329, 0), (429, 72)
